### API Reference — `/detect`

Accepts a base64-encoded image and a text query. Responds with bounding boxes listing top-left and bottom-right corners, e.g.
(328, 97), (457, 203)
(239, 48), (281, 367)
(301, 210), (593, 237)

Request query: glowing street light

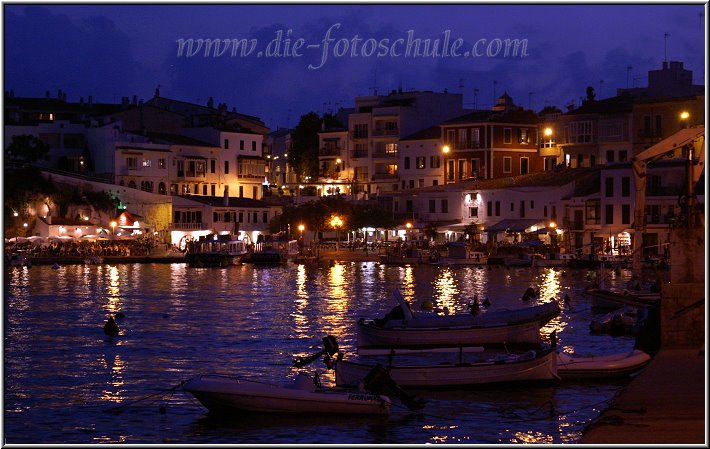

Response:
(110, 221), (117, 236)
(680, 111), (690, 129)
(330, 216), (343, 251)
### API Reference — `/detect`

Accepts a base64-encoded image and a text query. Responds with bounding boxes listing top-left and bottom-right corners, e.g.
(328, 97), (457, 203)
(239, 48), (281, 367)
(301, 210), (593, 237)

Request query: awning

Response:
(484, 219), (544, 233)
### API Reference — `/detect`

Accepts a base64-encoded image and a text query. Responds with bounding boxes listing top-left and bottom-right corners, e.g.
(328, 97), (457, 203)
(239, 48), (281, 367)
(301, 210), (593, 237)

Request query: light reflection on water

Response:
(3, 262), (641, 444)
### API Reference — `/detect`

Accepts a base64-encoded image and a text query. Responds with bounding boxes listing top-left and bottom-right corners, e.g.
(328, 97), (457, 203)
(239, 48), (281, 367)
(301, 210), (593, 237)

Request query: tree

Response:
(5, 135), (50, 166)
(289, 112), (343, 181)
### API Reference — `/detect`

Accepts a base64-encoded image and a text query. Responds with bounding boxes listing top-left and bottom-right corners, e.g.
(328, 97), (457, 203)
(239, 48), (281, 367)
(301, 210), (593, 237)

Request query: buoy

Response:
(51, 263), (60, 270)
(525, 287), (536, 297)
(482, 297), (491, 307)
(115, 312), (125, 319)
(521, 293), (531, 301)
(421, 300), (434, 310)
(104, 316), (119, 336)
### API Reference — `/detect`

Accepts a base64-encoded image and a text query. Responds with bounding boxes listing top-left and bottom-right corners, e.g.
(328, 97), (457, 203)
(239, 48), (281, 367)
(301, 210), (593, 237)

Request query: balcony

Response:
(350, 131), (369, 140)
(319, 146), (341, 156)
(350, 150), (369, 159)
(372, 173), (397, 180)
(372, 129), (399, 137)
(169, 222), (206, 230)
(372, 150), (398, 159)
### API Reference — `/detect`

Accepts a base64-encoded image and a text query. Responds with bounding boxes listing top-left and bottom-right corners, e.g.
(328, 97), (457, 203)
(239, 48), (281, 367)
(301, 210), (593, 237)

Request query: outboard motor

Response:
(363, 364), (425, 411)
(293, 335), (340, 368)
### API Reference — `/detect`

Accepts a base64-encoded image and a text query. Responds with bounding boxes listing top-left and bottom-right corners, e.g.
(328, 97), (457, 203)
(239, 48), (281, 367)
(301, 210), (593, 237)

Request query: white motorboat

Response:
(357, 290), (560, 348)
(185, 233), (247, 268)
(183, 373), (392, 416)
(556, 349), (652, 380)
(330, 346), (559, 388)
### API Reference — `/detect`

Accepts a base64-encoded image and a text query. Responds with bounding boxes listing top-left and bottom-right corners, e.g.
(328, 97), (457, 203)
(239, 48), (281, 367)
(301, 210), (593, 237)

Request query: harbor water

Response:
(3, 261), (641, 444)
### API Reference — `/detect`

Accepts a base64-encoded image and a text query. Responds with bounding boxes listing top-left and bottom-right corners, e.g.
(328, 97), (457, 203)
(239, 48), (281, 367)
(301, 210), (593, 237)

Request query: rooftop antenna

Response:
(458, 78), (464, 93)
(473, 88), (479, 109)
(663, 32), (671, 62)
(626, 66), (633, 88)
(371, 69), (379, 96)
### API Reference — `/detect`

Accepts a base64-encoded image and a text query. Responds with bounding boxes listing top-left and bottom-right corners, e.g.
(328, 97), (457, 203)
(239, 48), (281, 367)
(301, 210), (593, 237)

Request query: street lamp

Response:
(406, 222), (413, 241)
(330, 216), (343, 251)
(680, 111), (690, 129)
(442, 145), (451, 184)
(110, 221), (117, 236)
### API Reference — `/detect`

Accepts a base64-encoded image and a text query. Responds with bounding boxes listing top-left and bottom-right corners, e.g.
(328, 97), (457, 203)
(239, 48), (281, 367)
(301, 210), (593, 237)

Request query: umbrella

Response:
(27, 236), (48, 245)
(8, 237), (28, 244)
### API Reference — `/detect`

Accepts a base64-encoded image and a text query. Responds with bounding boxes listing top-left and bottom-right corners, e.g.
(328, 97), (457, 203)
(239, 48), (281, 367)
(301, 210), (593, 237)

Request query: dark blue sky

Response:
(4, 3), (706, 130)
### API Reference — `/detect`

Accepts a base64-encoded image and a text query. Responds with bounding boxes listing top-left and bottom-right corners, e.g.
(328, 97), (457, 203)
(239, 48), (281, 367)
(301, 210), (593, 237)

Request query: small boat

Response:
(84, 255), (104, 265)
(357, 289), (560, 348)
(242, 239), (299, 266)
(590, 306), (648, 336)
(556, 349), (652, 380)
(185, 234), (247, 268)
(586, 288), (660, 310)
(183, 373), (392, 416)
(502, 252), (536, 267)
(437, 243), (488, 266)
(532, 253), (576, 267)
(330, 346), (559, 388)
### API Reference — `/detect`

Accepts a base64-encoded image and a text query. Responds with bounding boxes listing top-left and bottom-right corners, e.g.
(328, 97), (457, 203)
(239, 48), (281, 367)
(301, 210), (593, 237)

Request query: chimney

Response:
(88, 96), (93, 108)
(132, 95), (138, 106)
(79, 96), (84, 106)
(46, 90), (51, 99)
(122, 96), (130, 107)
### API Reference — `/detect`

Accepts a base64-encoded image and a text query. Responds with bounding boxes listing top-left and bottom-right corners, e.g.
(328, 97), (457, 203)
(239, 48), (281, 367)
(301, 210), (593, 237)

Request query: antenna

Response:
(458, 78), (464, 93)
(473, 88), (479, 109)
(626, 66), (633, 88)
(371, 69), (379, 96)
(664, 32), (671, 62)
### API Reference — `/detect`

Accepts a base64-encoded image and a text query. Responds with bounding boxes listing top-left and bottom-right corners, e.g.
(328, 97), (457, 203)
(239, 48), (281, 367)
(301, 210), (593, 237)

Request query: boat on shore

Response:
(330, 345), (559, 389)
(357, 290), (560, 348)
(556, 349), (651, 380)
(183, 373), (392, 416)
(185, 234), (247, 268)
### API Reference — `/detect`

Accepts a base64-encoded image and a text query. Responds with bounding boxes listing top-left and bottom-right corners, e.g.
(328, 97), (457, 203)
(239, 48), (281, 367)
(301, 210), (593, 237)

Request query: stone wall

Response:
(661, 282), (705, 346)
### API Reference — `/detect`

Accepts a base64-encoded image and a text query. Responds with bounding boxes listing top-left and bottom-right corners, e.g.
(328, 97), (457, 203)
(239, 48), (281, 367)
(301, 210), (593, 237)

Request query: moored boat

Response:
(331, 346), (559, 388)
(183, 373), (392, 415)
(185, 234), (247, 268)
(357, 290), (560, 348)
(437, 243), (488, 266)
(556, 349), (651, 380)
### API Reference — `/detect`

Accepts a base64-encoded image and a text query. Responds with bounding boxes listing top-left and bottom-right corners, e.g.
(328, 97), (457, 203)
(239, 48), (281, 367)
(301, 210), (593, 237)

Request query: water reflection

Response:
(99, 353), (126, 403)
(433, 268), (459, 313)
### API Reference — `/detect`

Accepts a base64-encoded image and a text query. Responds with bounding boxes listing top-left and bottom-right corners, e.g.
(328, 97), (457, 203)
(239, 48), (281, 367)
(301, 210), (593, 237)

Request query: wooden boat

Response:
(357, 290), (560, 348)
(556, 349), (651, 380)
(185, 234), (247, 268)
(437, 243), (488, 266)
(590, 306), (648, 336)
(183, 373), (392, 415)
(331, 346), (559, 388)
(585, 288), (660, 310)
(242, 239), (299, 266)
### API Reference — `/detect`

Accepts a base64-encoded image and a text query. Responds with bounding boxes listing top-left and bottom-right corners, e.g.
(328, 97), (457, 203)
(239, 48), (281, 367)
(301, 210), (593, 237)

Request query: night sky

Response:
(3, 3), (706, 130)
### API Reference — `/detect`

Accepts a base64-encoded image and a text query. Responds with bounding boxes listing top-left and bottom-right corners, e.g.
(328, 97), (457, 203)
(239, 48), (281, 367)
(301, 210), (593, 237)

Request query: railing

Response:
(319, 147), (341, 156)
(372, 151), (398, 158)
(350, 132), (369, 139)
(350, 150), (369, 159)
(169, 222), (206, 230)
(372, 173), (397, 180)
(372, 129), (399, 137)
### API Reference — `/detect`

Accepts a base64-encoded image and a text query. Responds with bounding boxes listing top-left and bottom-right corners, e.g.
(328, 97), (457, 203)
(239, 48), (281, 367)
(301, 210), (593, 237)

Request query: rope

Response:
(104, 379), (191, 414)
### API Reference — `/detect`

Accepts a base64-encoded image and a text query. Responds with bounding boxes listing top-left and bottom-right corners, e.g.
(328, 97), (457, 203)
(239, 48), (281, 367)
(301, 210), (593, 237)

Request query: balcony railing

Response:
(169, 222), (206, 230)
(372, 129), (399, 137)
(372, 173), (397, 180)
(319, 147), (341, 156)
(350, 150), (368, 159)
(372, 151), (398, 159)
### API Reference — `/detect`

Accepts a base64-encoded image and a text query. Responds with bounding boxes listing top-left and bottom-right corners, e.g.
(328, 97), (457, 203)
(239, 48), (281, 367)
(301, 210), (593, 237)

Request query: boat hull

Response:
(335, 348), (558, 388)
(183, 376), (391, 415)
(357, 302), (560, 347)
(358, 320), (546, 347)
(556, 350), (651, 380)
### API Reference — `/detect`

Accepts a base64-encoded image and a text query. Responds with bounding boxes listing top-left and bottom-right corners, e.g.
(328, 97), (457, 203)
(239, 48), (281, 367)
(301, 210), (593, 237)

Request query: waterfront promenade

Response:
(580, 345), (706, 445)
